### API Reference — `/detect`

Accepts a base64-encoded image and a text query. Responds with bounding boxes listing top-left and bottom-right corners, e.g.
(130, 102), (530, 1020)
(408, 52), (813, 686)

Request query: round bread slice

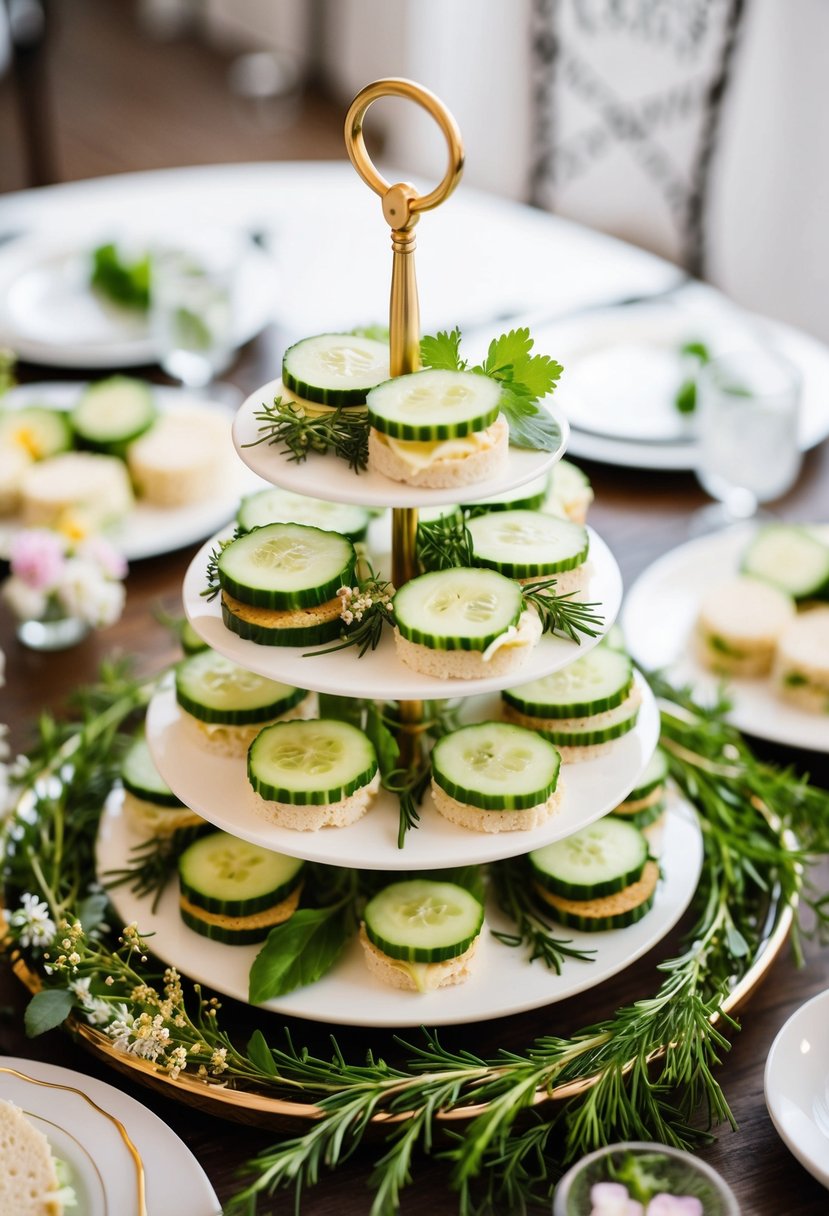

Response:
(393, 610), (542, 680)
(20, 450), (134, 531)
(122, 790), (205, 836)
(359, 924), (480, 991)
(0, 1099), (65, 1215)
(251, 771), (380, 831)
(772, 606), (829, 712)
(534, 858), (659, 930)
(503, 683), (642, 762)
(430, 777), (563, 832)
(695, 575), (796, 677)
(0, 445), (33, 515)
(368, 413), (509, 488)
(182, 691), (316, 758)
(127, 407), (228, 506)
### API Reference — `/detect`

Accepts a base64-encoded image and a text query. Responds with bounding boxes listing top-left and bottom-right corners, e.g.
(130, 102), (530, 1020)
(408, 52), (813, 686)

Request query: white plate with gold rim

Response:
(0, 1057), (220, 1215)
(765, 989), (829, 1191)
(144, 673), (659, 870)
(98, 793), (701, 1029)
(0, 382), (265, 561)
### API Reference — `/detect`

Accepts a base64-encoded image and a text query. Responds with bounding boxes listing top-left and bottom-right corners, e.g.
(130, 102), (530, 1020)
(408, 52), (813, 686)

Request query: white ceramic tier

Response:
(232, 376), (569, 508)
(98, 789), (699, 1028)
(182, 525), (622, 701)
(144, 672), (659, 870)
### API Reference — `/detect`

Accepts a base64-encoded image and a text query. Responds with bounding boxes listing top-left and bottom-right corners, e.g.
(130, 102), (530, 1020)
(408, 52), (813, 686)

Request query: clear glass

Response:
(149, 231), (240, 390)
(17, 615), (90, 651)
(694, 349), (802, 525)
(553, 1142), (741, 1216)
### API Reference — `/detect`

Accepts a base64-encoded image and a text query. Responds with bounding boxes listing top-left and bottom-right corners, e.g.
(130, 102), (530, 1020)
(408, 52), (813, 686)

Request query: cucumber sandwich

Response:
(393, 567), (542, 679)
(360, 878), (485, 992)
(430, 721), (563, 832)
(247, 718), (379, 830)
(366, 368), (509, 488)
(217, 521), (355, 648)
(281, 332), (390, 412)
(502, 647), (641, 761)
(175, 648), (313, 756)
(121, 735), (203, 836)
(612, 746), (669, 830)
(772, 606), (829, 713)
(695, 574), (795, 677)
(178, 830), (305, 944)
(237, 486), (370, 543)
(529, 816), (657, 931)
(545, 459), (594, 524)
(465, 509), (589, 594)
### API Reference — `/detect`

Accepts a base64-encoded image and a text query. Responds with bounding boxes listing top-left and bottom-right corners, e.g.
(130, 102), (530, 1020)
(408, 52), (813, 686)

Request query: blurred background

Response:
(1, 0), (827, 341)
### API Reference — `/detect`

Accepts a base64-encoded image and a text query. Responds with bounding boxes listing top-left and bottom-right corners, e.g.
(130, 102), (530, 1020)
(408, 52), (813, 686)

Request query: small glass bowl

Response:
(553, 1142), (741, 1215)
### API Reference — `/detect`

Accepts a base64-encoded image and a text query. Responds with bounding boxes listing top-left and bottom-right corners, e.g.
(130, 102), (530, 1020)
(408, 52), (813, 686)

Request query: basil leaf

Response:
(365, 702), (399, 779)
(499, 385), (563, 451)
(25, 988), (74, 1037)
(247, 1028), (278, 1076)
(248, 907), (350, 1002)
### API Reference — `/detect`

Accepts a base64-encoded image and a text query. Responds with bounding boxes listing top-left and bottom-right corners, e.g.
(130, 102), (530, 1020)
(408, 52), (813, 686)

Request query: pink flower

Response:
(590, 1182), (645, 1216)
(76, 536), (128, 580)
(647, 1196), (704, 1216)
(9, 529), (66, 591)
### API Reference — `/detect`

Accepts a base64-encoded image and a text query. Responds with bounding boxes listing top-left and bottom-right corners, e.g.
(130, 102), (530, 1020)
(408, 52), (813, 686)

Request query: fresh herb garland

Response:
(3, 663), (829, 1215)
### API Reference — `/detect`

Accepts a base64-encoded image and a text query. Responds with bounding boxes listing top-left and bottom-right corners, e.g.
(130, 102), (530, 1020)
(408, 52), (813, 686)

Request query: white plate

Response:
(545, 286), (829, 469)
(0, 232), (276, 368)
(621, 526), (829, 752)
(232, 376), (570, 509)
(765, 989), (829, 1190)
(182, 524), (622, 700)
(144, 672), (659, 869)
(98, 791), (701, 1028)
(0, 382), (265, 561)
(0, 1056), (220, 1215)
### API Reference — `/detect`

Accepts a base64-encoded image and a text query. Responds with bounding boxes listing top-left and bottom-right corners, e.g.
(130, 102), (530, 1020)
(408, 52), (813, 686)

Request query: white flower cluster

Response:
(2, 529), (127, 629)
(7, 892), (57, 950)
(337, 582), (392, 627)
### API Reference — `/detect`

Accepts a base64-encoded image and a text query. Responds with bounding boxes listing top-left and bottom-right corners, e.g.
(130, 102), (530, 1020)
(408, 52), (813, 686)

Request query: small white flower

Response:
(9, 892), (57, 949)
(2, 576), (49, 623)
(57, 560), (125, 627)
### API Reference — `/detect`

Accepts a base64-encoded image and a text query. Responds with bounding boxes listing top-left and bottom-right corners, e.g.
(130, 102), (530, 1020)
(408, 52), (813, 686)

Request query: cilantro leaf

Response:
(420, 328), (465, 372)
(497, 383), (563, 451)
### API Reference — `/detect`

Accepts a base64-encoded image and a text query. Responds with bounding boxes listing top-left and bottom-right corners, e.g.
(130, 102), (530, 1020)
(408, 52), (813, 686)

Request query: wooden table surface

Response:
(2, 319), (828, 1216)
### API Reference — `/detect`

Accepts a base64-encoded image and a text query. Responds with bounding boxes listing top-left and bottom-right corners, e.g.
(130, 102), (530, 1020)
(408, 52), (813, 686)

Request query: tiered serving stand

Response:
(95, 80), (705, 1114)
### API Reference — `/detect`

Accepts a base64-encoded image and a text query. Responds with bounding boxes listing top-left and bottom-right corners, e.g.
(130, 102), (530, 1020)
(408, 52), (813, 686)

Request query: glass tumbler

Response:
(150, 232), (240, 390)
(694, 349), (802, 524)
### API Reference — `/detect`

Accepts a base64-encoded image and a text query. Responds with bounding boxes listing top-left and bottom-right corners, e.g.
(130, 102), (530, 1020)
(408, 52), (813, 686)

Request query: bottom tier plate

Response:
(97, 791), (702, 1029)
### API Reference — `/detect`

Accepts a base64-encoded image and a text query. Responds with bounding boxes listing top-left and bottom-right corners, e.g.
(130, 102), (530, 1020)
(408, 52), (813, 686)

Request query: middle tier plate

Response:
(145, 674), (660, 869)
(182, 526), (622, 700)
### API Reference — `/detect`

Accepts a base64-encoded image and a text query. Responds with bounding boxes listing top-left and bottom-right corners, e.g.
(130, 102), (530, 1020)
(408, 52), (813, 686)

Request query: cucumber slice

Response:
(71, 377), (157, 457)
(178, 830), (304, 916)
(393, 568), (523, 650)
(528, 818), (648, 899)
(534, 860), (659, 932)
(176, 650), (306, 725)
(363, 878), (484, 963)
(217, 523), (354, 610)
(537, 707), (639, 749)
(503, 649), (633, 718)
(0, 406), (73, 460)
(248, 719), (378, 805)
(121, 736), (183, 808)
(180, 619), (208, 654)
(548, 459), (592, 506)
(367, 369), (502, 441)
(466, 510), (589, 579)
(466, 472), (550, 516)
(612, 798), (666, 830)
(740, 524), (829, 599)
(237, 487), (370, 542)
(625, 747), (669, 802)
(221, 596), (342, 647)
(282, 333), (390, 407)
(431, 722), (560, 810)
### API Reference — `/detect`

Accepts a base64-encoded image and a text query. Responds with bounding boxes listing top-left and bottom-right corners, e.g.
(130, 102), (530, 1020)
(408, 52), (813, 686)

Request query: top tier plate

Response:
(182, 525), (621, 701)
(232, 377), (569, 508)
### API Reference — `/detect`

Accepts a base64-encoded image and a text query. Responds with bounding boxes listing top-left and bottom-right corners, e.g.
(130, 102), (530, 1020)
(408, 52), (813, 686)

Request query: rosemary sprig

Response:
(521, 576), (604, 643)
(103, 825), (206, 913)
(245, 395), (369, 472)
(416, 508), (473, 572)
(201, 530), (241, 602)
(383, 761), (432, 849)
(490, 856), (597, 973)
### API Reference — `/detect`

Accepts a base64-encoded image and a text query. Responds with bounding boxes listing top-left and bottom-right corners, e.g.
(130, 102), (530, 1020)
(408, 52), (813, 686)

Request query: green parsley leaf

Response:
(248, 906), (351, 1002)
(419, 328), (465, 372)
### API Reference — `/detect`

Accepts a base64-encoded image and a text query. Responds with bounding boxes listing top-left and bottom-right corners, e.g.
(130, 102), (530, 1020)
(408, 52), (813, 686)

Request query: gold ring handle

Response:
(345, 77), (464, 230)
